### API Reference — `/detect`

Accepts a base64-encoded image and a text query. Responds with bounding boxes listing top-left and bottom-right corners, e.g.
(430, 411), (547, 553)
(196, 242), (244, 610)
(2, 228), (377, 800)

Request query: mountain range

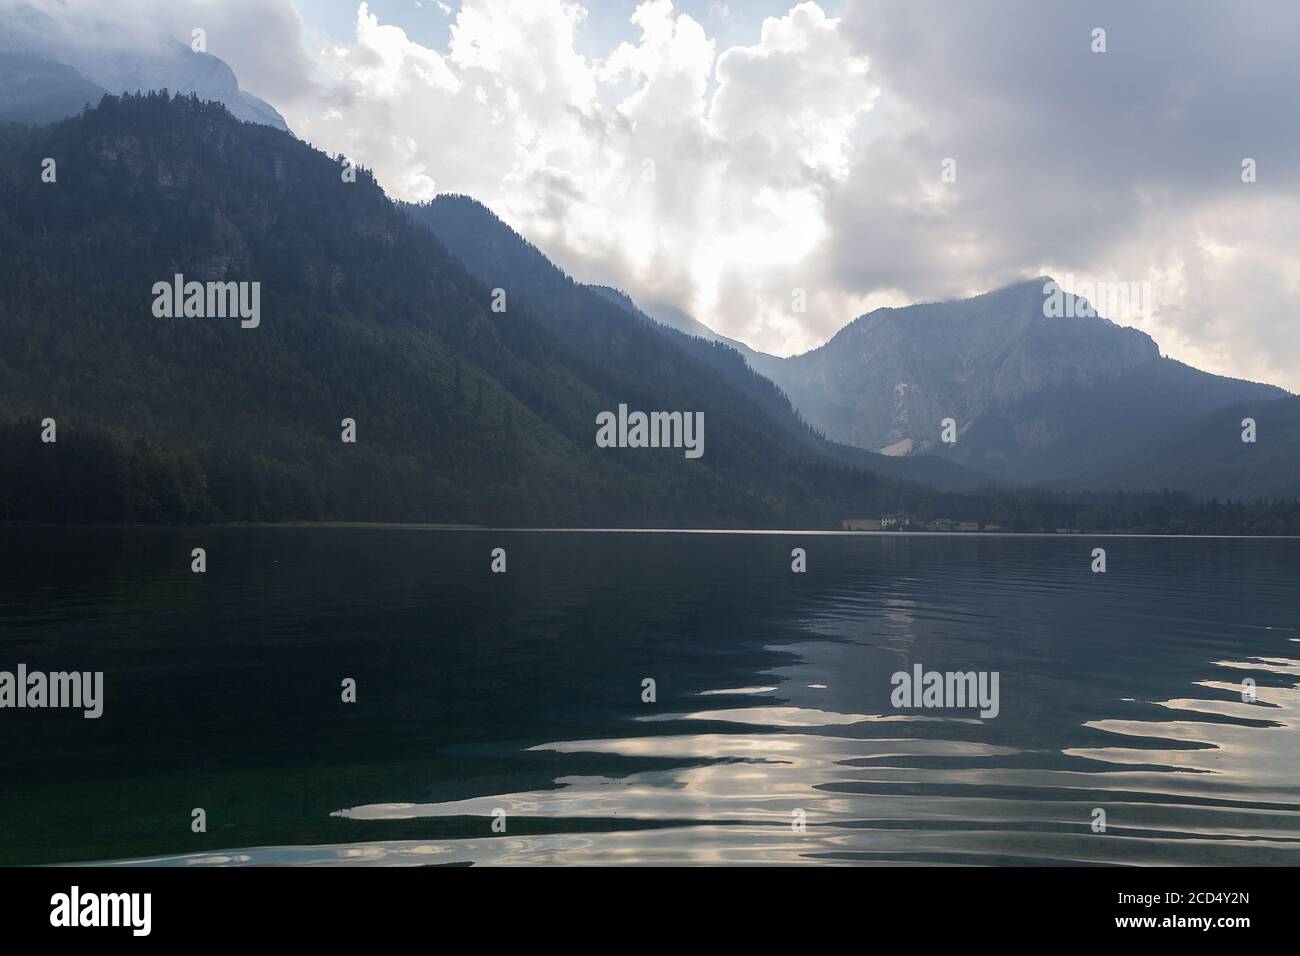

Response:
(402, 196), (988, 493)
(645, 280), (1296, 499)
(0, 91), (1000, 527)
(0, 89), (1296, 533)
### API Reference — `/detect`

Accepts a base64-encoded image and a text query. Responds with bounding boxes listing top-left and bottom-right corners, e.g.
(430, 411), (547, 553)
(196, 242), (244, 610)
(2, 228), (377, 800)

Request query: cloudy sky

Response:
(12, 0), (1300, 390)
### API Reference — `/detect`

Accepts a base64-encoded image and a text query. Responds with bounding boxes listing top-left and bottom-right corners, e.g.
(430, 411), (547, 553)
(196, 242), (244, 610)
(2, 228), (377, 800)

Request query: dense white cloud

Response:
(9, 0), (1299, 389)
(284, 0), (1300, 389)
(274, 1), (878, 358)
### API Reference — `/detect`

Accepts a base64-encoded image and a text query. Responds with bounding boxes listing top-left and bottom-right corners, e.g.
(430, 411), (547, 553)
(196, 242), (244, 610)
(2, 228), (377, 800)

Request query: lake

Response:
(1, 527), (1298, 866)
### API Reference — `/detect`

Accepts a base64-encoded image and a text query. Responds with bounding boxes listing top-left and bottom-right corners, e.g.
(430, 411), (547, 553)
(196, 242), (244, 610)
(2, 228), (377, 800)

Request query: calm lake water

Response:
(2, 527), (1298, 866)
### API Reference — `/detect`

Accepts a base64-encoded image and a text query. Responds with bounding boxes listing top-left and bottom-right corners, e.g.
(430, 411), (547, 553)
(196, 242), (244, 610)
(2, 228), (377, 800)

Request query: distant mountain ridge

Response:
(641, 279), (1293, 498)
(403, 196), (994, 493)
(0, 93), (990, 527)
(1, 94), (1296, 532)
(0, 51), (108, 125)
(772, 278), (1164, 452)
(0, 7), (288, 131)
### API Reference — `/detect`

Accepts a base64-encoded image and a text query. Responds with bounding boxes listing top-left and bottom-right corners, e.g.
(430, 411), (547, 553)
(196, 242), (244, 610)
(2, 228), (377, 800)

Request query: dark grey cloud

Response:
(826, 0), (1300, 388)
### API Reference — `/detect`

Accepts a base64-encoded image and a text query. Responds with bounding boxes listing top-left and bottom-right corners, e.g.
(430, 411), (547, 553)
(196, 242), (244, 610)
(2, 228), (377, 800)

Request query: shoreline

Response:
(2, 522), (1299, 539)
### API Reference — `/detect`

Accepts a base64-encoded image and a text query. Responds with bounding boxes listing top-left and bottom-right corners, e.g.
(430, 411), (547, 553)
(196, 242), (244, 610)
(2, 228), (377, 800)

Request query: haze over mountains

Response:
(0, 11), (288, 130)
(646, 281), (1296, 499)
(0, 72), (1296, 529)
(403, 195), (986, 493)
(3, 91), (1020, 528)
